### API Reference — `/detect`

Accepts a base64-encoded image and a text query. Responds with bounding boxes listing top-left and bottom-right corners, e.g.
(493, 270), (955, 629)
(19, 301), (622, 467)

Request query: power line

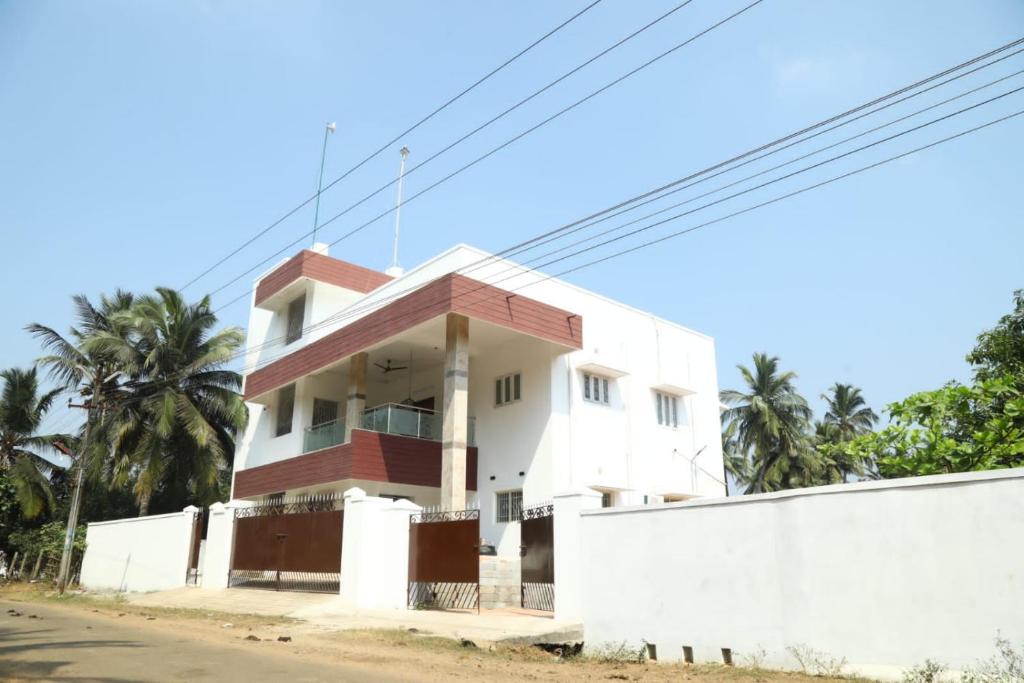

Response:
(496, 46), (1024, 266)
(179, 0), (605, 291)
(510, 68), (1024, 269)
(207, 0), (763, 301)
(228, 104), (1020, 387)
(211, 32), (1023, 314)
(544, 107), (1024, 281)
(231, 77), (1024, 380)
(112, 38), (1024, 394)
(211, 40), (1019, 366)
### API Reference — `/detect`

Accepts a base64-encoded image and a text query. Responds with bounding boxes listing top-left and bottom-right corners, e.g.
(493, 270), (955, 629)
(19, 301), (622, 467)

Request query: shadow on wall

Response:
(119, 554), (131, 593)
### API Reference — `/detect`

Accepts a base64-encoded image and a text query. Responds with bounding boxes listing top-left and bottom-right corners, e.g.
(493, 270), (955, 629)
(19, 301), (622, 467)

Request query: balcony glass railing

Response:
(302, 419), (345, 453)
(301, 404), (476, 453)
(361, 403), (476, 446)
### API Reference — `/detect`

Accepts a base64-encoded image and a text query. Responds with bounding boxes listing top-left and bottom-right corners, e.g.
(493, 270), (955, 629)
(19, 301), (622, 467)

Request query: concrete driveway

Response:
(124, 587), (581, 644)
(0, 598), (410, 682)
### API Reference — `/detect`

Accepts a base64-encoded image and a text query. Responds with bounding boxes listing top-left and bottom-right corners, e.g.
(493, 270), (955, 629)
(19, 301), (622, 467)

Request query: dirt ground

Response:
(0, 584), (859, 682)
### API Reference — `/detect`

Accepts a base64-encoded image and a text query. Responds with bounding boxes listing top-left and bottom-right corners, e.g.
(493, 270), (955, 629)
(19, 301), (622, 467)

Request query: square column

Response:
(344, 352), (368, 442)
(441, 313), (469, 511)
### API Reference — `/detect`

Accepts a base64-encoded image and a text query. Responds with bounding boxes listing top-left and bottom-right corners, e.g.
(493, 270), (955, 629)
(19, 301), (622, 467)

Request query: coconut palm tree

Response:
(821, 383), (878, 443)
(721, 419), (753, 492)
(0, 367), (65, 518)
(88, 287), (246, 514)
(28, 291), (137, 477)
(720, 353), (813, 493)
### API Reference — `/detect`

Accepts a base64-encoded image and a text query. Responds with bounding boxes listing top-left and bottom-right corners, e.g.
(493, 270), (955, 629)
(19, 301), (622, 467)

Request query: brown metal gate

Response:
(520, 504), (554, 611)
(408, 509), (480, 610)
(229, 493), (343, 593)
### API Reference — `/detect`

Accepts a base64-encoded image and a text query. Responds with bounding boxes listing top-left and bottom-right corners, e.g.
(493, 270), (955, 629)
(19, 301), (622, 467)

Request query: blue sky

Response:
(2, 0), (1023, 439)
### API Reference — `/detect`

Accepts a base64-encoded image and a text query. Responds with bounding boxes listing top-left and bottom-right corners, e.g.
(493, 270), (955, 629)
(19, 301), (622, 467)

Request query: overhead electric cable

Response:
(179, 0), (605, 291)
(207, 0), (764, 300)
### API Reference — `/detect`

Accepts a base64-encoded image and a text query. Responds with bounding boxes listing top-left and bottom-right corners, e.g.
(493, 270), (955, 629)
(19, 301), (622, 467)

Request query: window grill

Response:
(285, 294), (305, 344)
(496, 489), (523, 523)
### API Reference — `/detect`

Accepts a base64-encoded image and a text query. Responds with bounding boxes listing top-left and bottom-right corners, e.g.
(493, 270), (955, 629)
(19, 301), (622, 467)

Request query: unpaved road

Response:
(0, 598), (408, 682)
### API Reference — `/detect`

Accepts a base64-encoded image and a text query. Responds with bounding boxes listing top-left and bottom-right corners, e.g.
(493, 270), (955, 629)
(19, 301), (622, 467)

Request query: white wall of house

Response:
(577, 468), (1024, 680)
(235, 245), (726, 557)
(470, 335), (559, 557)
(80, 509), (198, 593)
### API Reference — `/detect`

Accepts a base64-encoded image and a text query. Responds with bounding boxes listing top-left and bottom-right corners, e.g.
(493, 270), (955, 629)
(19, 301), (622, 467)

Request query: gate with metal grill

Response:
(229, 493), (343, 593)
(520, 503), (554, 611)
(408, 509), (479, 610)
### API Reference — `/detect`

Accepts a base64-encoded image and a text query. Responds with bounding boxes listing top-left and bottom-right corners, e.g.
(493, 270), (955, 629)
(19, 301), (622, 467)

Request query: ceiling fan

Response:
(374, 359), (408, 374)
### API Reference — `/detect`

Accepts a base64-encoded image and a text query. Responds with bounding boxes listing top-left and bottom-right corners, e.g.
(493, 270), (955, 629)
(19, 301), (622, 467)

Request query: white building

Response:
(232, 243), (725, 558)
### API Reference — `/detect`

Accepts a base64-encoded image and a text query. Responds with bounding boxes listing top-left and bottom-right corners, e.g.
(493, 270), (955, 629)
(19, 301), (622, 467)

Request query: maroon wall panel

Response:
(255, 250), (393, 305)
(245, 272), (582, 400)
(233, 430), (478, 499)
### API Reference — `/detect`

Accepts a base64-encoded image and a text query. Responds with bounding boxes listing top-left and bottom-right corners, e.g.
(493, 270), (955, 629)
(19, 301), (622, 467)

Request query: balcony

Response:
(301, 403), (476, 455)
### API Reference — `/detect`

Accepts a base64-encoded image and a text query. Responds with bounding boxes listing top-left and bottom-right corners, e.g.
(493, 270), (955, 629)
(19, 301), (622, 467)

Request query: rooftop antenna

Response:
(312, 121), (337, 247)
(387, 146), (410, 277)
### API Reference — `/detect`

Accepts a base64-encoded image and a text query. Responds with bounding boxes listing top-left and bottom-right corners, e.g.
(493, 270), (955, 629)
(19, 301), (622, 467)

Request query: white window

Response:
(495, 489), (523, 523)
(285, 294), (305, 344)
(655, 391), (679, 428)
(275, 384), (296, 436)
(582, 372), (611, 405)
(494, 372), (522, 407)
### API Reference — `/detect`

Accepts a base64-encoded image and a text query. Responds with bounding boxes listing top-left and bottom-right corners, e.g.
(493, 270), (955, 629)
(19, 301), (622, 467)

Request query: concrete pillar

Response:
(200, 501), (243, 589)
(340, 487), (420, 609)
(553, 489), (603, 622)
(441, 313), (469, 511)
(344, 352), (368, 442)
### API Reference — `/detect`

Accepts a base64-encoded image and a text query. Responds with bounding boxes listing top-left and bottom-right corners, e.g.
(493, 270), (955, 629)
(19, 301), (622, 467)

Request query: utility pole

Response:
(311, 121), (337, 245)
(56, 398), (95, 595)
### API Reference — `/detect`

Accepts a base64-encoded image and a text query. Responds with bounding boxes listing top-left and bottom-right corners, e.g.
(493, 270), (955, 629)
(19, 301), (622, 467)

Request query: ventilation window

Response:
(582, 372), (611, 405)
(655, 391), (680, 428)
(495, 372), (522, 407)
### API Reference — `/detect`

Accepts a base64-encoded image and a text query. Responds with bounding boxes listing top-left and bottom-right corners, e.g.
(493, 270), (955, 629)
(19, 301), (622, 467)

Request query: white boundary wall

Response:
(579, 468), (1024, 680)
(80, 507), (198, 593)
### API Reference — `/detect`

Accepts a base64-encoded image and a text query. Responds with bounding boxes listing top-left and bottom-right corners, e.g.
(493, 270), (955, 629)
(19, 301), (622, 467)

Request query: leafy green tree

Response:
(967, 289), (1024, 382)
(0, 367), (66, 518)
(720, 353), (814, 493)
(833, 377), (1024, 478)
(87, 287), (246, 514)
(830, 289), (1024, 480)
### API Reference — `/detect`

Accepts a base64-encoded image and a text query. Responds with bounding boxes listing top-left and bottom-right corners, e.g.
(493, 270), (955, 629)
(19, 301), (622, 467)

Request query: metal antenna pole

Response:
(390, 146), (410, 271)
(312, 122), (336, 245)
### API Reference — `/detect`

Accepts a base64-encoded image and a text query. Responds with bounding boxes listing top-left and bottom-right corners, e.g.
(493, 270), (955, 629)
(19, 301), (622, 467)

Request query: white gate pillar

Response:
(340, 487), (420, 608)
(553, 489), (603, 622)
(200, 501), (244, 589)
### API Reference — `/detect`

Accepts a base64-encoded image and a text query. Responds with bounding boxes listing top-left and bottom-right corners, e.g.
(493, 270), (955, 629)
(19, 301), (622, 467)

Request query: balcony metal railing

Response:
(301, 404), (476, 454)
(361, 403), (476, 446)
(302, 419), (345, 453)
